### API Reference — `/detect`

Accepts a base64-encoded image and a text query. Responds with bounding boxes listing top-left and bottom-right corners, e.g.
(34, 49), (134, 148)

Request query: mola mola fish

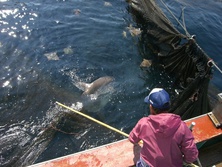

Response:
(77, 76), (114, 96)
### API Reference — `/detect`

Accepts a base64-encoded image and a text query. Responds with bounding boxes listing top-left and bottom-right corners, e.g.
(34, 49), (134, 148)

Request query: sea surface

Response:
(0, 0), (221, 166)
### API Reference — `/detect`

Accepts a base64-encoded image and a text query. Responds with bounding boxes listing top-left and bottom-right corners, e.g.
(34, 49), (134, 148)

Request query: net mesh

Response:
(127, 0), (213, 119)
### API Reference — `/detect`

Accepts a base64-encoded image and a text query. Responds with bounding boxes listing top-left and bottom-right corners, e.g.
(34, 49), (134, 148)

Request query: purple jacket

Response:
(129, 113), (198, 167)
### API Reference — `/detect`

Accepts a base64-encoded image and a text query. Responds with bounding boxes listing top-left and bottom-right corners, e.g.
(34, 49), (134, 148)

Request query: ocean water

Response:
(0, 0), (221, 166)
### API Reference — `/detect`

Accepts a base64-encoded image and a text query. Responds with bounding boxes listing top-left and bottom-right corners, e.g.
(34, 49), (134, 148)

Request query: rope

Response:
(181, 7), (190, 37)
(49, 123), (79, 135)
(159, 0), (191, 37)
(55, 101), (129, 138)
(208, 59), (222, 74)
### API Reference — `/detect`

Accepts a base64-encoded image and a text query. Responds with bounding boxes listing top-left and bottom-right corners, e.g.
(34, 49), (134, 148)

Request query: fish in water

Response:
(140, 59), (152, 68)
(44, 52), (59, 60)
(77, 76), (114, 96)
(127, 24), (142, 37)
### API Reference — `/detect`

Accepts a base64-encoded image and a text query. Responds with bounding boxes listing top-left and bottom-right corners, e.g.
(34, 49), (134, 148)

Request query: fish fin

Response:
(76, 82), (92, 92)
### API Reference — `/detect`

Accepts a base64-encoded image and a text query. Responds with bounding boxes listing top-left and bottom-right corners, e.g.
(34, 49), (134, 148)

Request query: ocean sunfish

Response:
(78, 76), (114, 95)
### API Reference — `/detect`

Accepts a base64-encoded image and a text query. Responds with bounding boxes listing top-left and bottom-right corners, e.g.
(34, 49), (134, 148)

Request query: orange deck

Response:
(185, 114), (222, 143)
(29, 113), (222, 167)
(30, 139), (139, 167)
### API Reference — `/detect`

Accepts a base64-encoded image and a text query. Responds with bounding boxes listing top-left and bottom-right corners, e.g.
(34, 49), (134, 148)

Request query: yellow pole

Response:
(56, 101), (129, 138)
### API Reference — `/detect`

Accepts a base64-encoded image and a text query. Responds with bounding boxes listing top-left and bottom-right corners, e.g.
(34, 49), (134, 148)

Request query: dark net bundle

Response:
(127, 0), (213, 119)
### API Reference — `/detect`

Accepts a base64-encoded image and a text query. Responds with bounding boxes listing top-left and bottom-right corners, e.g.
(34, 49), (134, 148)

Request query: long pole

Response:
(56, 101), (129, 138)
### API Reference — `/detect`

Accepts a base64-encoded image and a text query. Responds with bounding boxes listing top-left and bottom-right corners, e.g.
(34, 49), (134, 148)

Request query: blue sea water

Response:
(0, 0), (221, 166)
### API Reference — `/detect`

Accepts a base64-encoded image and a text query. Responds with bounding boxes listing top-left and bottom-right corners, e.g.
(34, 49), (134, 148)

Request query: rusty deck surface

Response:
(30, 114), (222, 167)
(185, 114), (222, 143)
(30, 139), (140, 167)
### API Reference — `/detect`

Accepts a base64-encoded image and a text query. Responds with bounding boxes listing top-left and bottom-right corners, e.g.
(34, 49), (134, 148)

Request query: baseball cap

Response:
(144, 88), (170, 110)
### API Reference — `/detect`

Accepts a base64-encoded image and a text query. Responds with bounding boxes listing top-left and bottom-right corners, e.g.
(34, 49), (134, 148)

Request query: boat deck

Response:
(29, 113), (222, 167)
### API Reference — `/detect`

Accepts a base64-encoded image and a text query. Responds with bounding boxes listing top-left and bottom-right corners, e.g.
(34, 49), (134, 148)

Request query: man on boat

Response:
(129, 88), (198, 167)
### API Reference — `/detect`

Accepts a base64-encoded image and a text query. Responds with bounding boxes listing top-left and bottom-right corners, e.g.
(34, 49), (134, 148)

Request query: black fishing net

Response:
(127, 0), (213, 119)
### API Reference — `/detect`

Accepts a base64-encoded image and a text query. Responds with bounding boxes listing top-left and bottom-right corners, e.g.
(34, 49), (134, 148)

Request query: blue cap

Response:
(144, 88), (170, 110)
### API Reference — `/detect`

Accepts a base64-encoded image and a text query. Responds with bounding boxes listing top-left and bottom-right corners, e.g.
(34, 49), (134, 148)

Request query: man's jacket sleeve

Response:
(129, 119), (142, 144)
(180, 122), (199, 163)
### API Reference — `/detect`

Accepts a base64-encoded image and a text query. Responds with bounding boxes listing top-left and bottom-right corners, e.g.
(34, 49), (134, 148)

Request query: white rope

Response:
(181, 7), (190, 37)
(208, 60), (222, 74)
(159, 0), (191, 37)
